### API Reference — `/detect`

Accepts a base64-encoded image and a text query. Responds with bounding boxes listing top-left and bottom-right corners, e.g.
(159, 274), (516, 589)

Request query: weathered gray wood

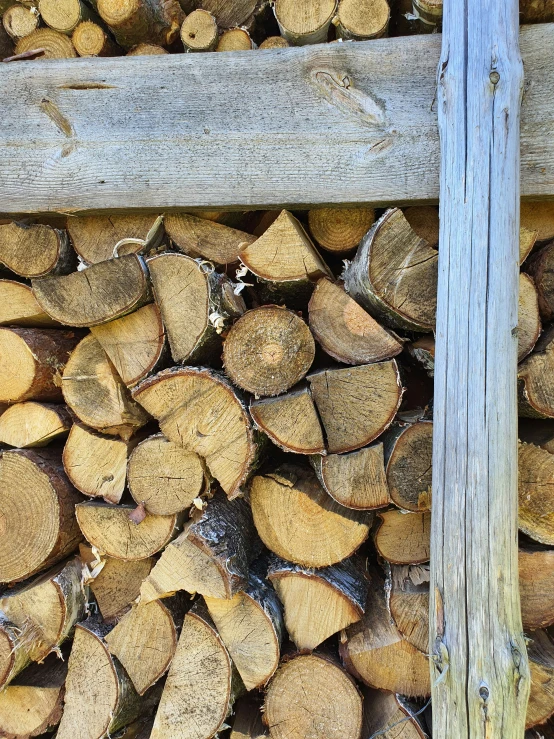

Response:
(430, 1), (530, 737)
(0, 25), (553, 215)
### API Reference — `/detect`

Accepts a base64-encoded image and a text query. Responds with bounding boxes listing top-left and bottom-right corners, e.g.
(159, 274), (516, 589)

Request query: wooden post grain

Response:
(430, 0), (530, 736)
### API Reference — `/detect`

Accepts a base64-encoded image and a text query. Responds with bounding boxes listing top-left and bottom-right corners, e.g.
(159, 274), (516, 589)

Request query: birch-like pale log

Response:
(430, 0), (530, 736)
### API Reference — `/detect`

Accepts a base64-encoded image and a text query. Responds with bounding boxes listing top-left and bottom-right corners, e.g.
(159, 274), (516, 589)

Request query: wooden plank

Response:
(430, 0), (530, 736)
(0, 24), (552, 215)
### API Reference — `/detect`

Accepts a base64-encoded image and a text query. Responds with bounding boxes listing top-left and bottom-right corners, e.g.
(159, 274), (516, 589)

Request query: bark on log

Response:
(527, 630), (554, 729)
(62, 334), (150, 439)
(344, 208), (438, 332)
(362, 687), (428, 739)
(519, 272), (541, 361)
(403, 205), (439, 247)
(310, 442), (389, 510)
(198, 0), (257, 28)
(519, 326), (554, 418)
(32, 254), (151, 327)
(140, 491), (256, 602)
(308, 361), (403, 453)
(180, 10), (218, 52)
(273, 0), (336, 44)
(0, 449), (83, 583)
(384, 420), (433, 512)
(231, 696), (267, 739)
(388, 563), (430, 654)
(164, 213), (256, 266)
(267, 554), (368, 650)
(408, 335), (435, 378)
(307, 208), (374, 253)
(308, 277), (403, 365)
(38, 0), (97, 34)
(132, 367), (260, 498)
(67, 214), (162, 264)
(2, 4), (39, 40)
(216, 28), (254, 51)
(520, 548), (554, 630)
(75, 501), (180, 560)
(264, 653), (363, 739)
(0, 402), (71, 448)
(0, 280), (59, 328)
(223, 306), (315, 397)
(0, 222), (74, 278)
(334, 0), (390, 40)
(128, 433), (207, 515)
(518, 441), (554, 545)
(72, 20), (121, 55)
(97, 0), (184, 48)
(250, 463), (372, 567)
(521, 202), (554, 242)
(204, 571), (283, 690)
(374, 509), (431, 564)
(14, 29), (77, 56)
(250, 384), (325, 455)
(528, 242), (554, 322)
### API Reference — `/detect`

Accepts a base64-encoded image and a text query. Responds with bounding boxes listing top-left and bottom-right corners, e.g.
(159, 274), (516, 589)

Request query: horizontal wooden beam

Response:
(0, 24), (553, 215)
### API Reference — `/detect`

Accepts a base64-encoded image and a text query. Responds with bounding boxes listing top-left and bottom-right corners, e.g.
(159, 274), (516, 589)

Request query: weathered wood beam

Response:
(0, 24), (553, 215)
(430, 0), (530, 737)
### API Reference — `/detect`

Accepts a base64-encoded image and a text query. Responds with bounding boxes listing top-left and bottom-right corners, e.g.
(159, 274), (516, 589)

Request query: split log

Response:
(341, 572), (431, 697)
(15, 27), (77, 56)
(140, 491), (256, 602)
(408, 335), (435, 377)
(32, 254), (150, 327)
(334, 0), (390, 40)
(0, 327), (79, 404)
(164, 213), (256, 265)
(67, 214), (162, 264)
(403, 205), (440, 247)
(0, 652), (67, 739)
(527, 630), (554, 729)
(521, 226), (538, 265)
(520, 548), (554, 630)
(519, 272), (541, 361)
(62, 334), (150, 439)
(384, 420), (433, 512)
(267, 555), (368, 650)
(0, 449), (83, 583)
(264, 653), (363, 739)
(105, 594), (188, 694)
(344, 208), (438, 332)
(388, 564), (430, 654)
(412, 0), (442, 27)
(198, 0), (257, 28)
(97, 0), (184, 48)
(520, 1), (554, 22)
(273, 0), (336, 44)
(528, 242), (554, 322)
(231, 696), (267, 739)
(521, 201), (554, 243)
(519, 418), (554, 454)
(259, 35), (288, 48)
(132, 367), (260, 498)
(0, 280), (59, 328)
(0, 616), (29, 693)
(73, 20), (121, 55)
(308, 208), (374, 253)
(38, 0), (96, 34)
(250, 464), (372, 567)
(216, 28), (254, 51)
(75, 501), (180, 560)
(519, 441), (554, 545)
(250, 384), (325, 455)
(127, 42), (167, 53)
(56, 616), (141, 739)
(308, 361), (403, 453)
(147, 252), (245, 364)
(90, 303), (166, 386)
(2, 4), (39, 40)
(151, 601), (242, 739)
(311, 443), (389, 510)
(63, 423), (136, 503)
(519, 326), (554, 418)
(0, 222), (74, 278)
(239, 210), (332, 303)
(223, 306), (315, 397)
(308, 277), (403, 365)
(128, 433), (207, 515)
(0, 402), (71, 448)
(374, 509), (431, 564)
(180, 9), (218, 52)
(204, 571), (283, 690)
(361, 688), (428, 739)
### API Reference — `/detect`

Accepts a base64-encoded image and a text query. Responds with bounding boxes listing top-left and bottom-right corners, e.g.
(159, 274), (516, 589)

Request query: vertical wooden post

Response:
(430, 0), (530, 736)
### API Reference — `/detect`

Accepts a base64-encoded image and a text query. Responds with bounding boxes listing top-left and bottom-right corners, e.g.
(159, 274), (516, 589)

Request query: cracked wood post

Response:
(430, 0), (530, 736)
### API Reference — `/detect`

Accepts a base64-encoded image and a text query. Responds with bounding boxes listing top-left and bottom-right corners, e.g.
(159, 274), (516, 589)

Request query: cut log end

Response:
(273, 0), (336, 44)
(15, 28), (77, 57)
(0, 280), (59, 328)
(0, 402), (71, 448)
(180, 9), (218, 51)
(164, 212), (256, 264)
(308, 207), (375, 253)
(375, 509), (431, 565)
(335, 0), (390, 40)
(385, 421), (433, 512)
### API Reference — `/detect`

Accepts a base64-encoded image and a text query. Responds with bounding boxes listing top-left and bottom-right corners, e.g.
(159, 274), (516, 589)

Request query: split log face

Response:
(519, 272), (542, 360)
(97, 0), (184, 48)
(335, 0), (390, 40)
(342, 571), (430, 697)
(0, 280), (59, 328)
(164, 213), (256, 265)
(76, 501), (180, 560)
(264, 653), (363, 739)
(140, 491), (255, 602)
(216, 28), (254, 51)
(308, 361), (403, 454)
(375, 509), (431, 564)
(56, 617), (141, 739)
(520, 548), (554, 630)
(308, 208), (375, 252)
(268, 555), (369, 650)
(527, 630), (554, 729)
(63, 423), (134, 503)
(132, 367), (259, 498)
(91, 303), (166, 386)
(62, 334), (150, 439)
(204, 572), (283, 690)
(0, 222), (74, 278)
(521, 226), (539, 265)
(180, 9), (218, 51)
(403, 206), (440, 247)
(384, 421), (433, 512)
(67, 214), (161, 264)
(72, 20), (121, 56)
(250, 385), (325, 455)
(151, 602), (240, 739)
(344, 208), (438, 332)
(198, 0), (257, 28)
(15, 28), (77, 57)
(362, 687), (428, 739)
(0, 402), (71, 448)
(32, 254), (150, 327)
(311, 443), (390, 510)
(0, 450), (83, 583)
(519, 442), (554, 544)
(519, 327), (554, 419)
(223, 306), (315, 397)
(308, 278), (403, 365)
(231, 696), (267, 739)
(0, 327), (79, 404)
(528, 243), (554, 322)
(389, 564), (430, 653)
(521, 202), (554, 243)
(3, 4), (39, 40)
(250, 464), (372, 567)
(273, 0), (336, 44)
(128, 434), (206, 515)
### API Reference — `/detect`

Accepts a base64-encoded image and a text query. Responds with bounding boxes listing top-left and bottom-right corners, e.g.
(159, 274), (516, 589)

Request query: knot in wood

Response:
(479, 683), (490, 702)
(490, 71), (500, 85)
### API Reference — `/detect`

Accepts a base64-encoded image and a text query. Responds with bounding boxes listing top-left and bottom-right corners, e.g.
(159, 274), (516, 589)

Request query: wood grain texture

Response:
(0, 25), (551, 215)
(430, 0), (530, 736)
